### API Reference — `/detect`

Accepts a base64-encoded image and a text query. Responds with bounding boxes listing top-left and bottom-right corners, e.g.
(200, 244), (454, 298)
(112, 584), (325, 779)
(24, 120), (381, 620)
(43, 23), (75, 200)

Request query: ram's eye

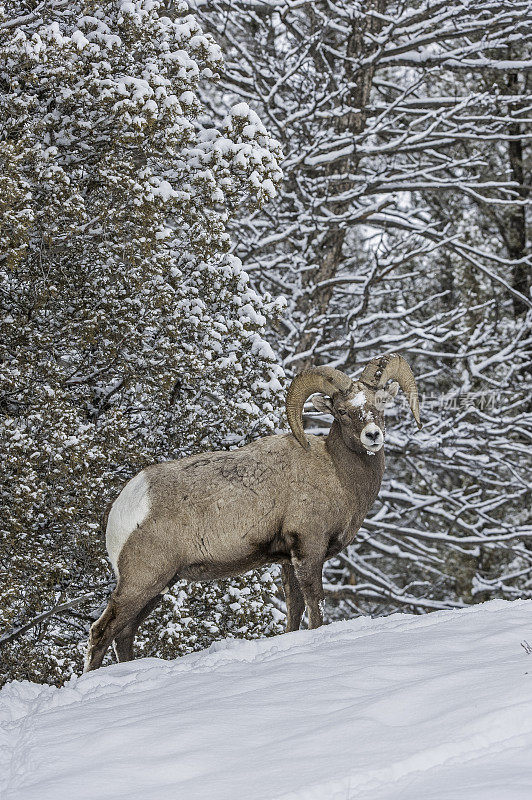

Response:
(338, 409), (347, 416)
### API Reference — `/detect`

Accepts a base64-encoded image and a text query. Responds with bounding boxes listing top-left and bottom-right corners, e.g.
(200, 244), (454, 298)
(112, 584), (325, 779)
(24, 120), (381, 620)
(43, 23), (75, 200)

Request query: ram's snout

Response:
(360, 422), (384, 452)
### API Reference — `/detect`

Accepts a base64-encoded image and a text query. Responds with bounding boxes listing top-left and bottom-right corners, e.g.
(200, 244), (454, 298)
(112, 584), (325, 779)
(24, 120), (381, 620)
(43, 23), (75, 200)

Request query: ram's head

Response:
(286, 354), (422, 454)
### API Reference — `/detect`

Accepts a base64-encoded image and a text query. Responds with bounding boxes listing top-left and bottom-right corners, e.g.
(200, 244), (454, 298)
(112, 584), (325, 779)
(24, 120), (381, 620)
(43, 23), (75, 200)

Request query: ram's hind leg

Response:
(84, 577), (168, 672)
(281, 563), (305, 632)
(111, 619), (136, 664)
(84, 593), (129, 672)
(112, 592), (165, 663)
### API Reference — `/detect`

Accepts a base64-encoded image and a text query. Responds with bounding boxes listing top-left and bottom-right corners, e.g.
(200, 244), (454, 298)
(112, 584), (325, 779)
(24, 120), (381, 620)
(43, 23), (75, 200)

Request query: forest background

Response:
(1, 0), (530, 687)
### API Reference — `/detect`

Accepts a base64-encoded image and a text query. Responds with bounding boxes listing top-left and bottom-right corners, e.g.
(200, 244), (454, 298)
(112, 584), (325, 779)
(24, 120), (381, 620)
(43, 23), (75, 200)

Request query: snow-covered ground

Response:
(1, 599), (532, 800)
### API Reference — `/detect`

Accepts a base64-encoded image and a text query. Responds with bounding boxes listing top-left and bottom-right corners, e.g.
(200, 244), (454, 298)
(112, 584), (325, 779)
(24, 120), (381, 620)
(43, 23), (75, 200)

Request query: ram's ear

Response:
(375, 382), (400, 409)
(312, 395), (334, 414)
(387, 381), (400, 399)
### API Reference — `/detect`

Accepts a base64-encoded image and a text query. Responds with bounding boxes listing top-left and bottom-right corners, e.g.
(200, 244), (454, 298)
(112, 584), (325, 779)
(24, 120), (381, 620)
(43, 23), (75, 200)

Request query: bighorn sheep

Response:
(84, 353), (421, 671)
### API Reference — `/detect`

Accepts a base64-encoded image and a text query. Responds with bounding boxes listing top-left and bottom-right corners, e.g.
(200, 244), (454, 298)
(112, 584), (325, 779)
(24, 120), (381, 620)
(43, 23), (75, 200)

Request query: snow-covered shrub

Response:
(0, 0), (284, 686)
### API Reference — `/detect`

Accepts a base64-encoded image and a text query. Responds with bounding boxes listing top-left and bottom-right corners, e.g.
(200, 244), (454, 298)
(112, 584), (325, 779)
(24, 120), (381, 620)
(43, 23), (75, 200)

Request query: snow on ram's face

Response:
(349, 390), (366, 409)
(105, 471), (150, 576)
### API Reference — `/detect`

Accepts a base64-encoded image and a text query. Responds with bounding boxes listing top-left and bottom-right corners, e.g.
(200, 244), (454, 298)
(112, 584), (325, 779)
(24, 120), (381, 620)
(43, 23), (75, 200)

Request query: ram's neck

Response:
(325, 421), (385, 506)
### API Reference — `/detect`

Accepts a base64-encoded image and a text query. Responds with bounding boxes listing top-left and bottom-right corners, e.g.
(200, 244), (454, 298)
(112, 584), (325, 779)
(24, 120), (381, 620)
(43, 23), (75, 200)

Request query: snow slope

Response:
(1, 599), (532, 800)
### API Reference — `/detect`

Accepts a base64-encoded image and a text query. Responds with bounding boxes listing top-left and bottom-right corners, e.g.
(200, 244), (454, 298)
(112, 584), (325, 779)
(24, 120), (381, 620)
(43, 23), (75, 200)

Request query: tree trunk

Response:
(507, 71), (530, 317)
(294, 0), (386, 366)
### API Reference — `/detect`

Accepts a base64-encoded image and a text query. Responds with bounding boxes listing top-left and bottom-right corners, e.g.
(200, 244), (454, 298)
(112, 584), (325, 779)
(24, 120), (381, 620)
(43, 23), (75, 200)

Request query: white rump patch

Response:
(349, 391), (366, 409)
(106, 471), (151, 576)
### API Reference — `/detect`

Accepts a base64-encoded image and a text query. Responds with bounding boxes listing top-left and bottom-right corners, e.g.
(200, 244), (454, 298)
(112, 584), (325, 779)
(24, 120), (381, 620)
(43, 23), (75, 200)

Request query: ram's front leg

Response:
(292, 554), (326, 629)
(281, 563), (305, 632)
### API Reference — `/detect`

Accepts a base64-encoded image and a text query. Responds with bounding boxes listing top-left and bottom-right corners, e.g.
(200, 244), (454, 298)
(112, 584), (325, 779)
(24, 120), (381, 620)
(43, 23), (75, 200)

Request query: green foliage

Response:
(0, 0), (285, 687)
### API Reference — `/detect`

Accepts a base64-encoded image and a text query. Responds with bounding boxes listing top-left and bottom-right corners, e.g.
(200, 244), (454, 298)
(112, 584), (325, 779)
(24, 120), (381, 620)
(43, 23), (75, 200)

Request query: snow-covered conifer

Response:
(0, 0), (284, 685)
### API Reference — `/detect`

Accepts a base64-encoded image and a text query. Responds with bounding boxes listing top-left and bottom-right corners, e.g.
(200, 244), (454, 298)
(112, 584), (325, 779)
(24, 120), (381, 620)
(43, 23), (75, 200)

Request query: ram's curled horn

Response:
(359, 353), (422, 429)
(286, 366), (353, 450)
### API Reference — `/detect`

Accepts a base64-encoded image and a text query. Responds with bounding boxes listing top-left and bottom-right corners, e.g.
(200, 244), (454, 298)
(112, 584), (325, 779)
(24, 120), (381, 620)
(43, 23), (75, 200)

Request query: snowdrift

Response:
(1, 599), (532, 800)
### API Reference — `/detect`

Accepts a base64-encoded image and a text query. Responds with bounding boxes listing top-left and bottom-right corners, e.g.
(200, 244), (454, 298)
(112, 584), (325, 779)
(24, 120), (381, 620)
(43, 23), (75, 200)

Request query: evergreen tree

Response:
(0, 0), (285, 686)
